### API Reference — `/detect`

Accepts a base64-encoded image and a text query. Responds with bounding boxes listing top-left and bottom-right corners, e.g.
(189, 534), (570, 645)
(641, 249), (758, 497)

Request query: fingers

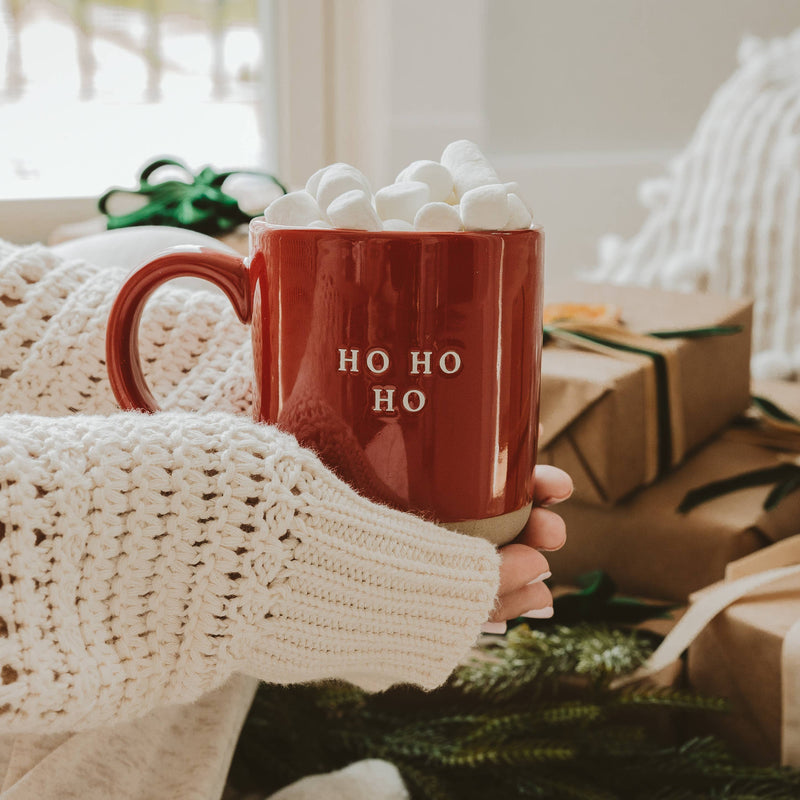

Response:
(489, 581), (553, 622)
(516, 507), (566, 552)
(531, 464), (573, 507)
(496, 543), (550, 594)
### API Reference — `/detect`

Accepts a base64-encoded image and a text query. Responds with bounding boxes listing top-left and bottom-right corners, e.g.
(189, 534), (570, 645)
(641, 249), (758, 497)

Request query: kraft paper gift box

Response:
(538, 282), (752, 505)
(546, 382), (800, 602)
(620, 538), (800, 767)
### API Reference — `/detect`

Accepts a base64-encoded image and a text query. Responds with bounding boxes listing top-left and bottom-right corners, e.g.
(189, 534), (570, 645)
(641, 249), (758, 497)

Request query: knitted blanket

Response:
(591, 29), (800, 381)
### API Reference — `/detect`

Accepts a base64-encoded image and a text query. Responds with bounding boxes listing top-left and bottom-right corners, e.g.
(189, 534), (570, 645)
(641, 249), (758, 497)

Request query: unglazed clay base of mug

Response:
(442, 503), (533, 546)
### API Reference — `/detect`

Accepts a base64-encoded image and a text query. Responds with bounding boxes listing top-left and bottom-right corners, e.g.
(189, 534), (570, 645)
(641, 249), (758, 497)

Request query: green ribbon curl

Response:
(678, 394), (800, 514)
(751, 394), (800, 428)
(98, 157), (288, 236)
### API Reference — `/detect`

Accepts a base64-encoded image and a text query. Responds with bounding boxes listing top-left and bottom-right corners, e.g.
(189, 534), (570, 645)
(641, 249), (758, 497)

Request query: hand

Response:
(484, 463), (572, 631)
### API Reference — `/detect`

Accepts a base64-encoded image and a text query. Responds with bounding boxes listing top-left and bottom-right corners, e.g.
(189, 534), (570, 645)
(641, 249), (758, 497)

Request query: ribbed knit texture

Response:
(0, 240), (501, 735)
(590, 29), (800, 381)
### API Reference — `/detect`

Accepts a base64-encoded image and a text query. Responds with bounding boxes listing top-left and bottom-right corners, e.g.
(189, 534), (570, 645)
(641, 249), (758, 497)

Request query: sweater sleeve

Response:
(0, 241), (501, 733)
(0, 410), (500, 734)
(0, 241), (253, 418)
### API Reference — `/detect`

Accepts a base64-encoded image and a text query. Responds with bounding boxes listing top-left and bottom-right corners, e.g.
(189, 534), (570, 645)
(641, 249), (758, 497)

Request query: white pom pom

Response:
(637, 178), (672, 210)
(597, 234), (624, 266)
(661, 253), (711, 293)
(268, 759), (408, 800)
(738, 35), (765, 65)
(752, 349), (794, 380)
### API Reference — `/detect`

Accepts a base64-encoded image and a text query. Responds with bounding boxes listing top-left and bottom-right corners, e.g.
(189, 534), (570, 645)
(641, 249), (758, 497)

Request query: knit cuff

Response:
(234, 447), (502, 692)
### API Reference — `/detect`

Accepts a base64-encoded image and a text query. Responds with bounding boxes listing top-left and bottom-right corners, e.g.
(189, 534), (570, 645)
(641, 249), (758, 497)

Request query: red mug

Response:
(106, 220), (544, 544)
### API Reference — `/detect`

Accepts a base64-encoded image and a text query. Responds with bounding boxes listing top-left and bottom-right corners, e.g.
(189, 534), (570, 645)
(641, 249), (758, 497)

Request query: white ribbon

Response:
(612, 556), (800, 767)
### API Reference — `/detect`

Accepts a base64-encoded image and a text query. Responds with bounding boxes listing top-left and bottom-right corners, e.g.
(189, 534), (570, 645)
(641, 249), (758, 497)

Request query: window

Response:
(0, 0), (275, 208)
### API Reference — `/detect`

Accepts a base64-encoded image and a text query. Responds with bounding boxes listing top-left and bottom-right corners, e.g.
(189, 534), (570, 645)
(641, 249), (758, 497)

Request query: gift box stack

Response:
(541, 281), (800, 767)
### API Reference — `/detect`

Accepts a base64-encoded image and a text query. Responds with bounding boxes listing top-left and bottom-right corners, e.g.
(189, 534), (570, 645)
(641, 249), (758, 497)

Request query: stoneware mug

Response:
(105, 220), (544, 544)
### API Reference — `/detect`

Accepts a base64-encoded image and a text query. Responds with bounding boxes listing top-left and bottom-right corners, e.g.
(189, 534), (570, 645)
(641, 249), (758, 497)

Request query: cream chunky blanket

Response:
(0, 238), (500, 742)
(592, 29), (800, 381)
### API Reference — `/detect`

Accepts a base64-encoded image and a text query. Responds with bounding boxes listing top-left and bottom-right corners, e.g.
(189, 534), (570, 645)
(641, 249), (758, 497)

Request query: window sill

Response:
(0, 196), (100, 245)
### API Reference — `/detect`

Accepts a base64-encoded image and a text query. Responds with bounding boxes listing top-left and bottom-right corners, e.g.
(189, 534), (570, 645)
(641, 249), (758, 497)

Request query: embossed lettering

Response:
(409, 350), (432, 375)
(338, 348), (359, 373)
(402, 389), (426, 413)
(366, 348), (391, 375)
(372, 386), (396, 413)
(439, 350), (462, 375)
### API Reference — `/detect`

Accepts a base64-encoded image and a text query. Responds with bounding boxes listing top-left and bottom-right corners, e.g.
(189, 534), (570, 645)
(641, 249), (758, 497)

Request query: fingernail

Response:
(542, 490), (573, 507)
(520, 606), (554, 619)
(480, 621), (507, 635)
(527, 570), (551, 585)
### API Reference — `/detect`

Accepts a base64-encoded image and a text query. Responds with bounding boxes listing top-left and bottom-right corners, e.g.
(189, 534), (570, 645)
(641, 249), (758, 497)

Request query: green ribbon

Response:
(678, 394), (800, 514)
(751, 394), (800, 428)
(678, 463), (800, 514)
(98, 157), (288, 236)
(511, 570), (676, 629)
(543, 323), (742, 477)
(648, 325), (744, 340)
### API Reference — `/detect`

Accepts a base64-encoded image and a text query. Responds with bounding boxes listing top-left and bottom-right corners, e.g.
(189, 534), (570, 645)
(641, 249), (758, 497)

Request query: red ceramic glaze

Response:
(106, 220), (544, 524)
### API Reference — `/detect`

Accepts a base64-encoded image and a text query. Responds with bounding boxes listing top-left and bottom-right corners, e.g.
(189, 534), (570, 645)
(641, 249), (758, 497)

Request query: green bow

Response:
(98, 157), (288, 236)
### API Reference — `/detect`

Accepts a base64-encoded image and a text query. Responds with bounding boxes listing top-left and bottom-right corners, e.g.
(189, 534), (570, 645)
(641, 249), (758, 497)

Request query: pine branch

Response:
(228, 623), (800, 800)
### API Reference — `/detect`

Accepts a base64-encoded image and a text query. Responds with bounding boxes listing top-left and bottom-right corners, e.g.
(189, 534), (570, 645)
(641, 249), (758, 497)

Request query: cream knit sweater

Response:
(591, 29), (800, 381)
(0, 239), (501, 736)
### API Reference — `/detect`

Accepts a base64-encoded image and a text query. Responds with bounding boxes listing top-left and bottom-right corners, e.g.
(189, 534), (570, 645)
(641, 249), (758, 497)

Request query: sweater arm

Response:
(0, 241), (252, 418)
(0, 411), (500, 735)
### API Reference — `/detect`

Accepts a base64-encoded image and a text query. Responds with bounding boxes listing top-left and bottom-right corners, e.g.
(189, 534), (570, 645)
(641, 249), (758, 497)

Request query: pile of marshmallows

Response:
(263, 140), (534, 233)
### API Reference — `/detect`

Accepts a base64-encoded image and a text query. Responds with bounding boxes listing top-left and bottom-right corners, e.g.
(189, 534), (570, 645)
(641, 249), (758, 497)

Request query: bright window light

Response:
(0, 0), (269, 199)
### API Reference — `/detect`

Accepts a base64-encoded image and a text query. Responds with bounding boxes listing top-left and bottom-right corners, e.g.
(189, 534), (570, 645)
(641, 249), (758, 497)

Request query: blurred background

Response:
(2, 0), (800, 290)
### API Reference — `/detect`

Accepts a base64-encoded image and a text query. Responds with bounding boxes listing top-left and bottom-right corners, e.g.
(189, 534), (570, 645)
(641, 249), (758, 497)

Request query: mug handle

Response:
(105, 246), (253, 412)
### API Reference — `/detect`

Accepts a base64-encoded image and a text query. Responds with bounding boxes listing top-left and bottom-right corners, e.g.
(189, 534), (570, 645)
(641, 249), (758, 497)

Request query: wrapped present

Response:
(618, 537), (800, 767)
(547, 382), (800, 602)
(539, 282), (752, 505)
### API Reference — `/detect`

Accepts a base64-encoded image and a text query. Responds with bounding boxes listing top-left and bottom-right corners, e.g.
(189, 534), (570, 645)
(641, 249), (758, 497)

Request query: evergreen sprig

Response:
(227, 623), (800, 799)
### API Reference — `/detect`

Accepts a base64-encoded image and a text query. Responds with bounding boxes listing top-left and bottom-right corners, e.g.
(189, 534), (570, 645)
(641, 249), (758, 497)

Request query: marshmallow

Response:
(459, 184), (510, 231)
(375, 181), (430, 223)
(382, 218), (414, 231)
(441, 140), (500, 199)
(414, 202), (462, 232)
(307, 219), (332, 229)
(504, 193), (532, 230)
(264, 190), (323, 227)
(326, 189), (382, 231)
(401, 160), (454, 203)
(305, 165), (331, 198)
(315, 164), (372, 214)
